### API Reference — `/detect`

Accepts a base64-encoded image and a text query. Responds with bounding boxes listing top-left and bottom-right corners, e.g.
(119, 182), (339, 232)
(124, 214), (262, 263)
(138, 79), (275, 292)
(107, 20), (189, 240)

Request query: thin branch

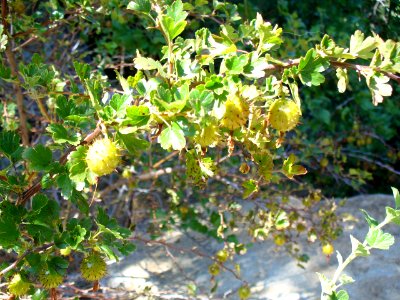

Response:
(2, 0), (29, 146)
(0, 243), (54, 278)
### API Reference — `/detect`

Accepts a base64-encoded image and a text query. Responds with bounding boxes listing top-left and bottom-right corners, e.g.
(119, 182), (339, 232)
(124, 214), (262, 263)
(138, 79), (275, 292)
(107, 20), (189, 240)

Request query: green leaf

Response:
(0, 25), (8, 51)
(330, 290), (349, 300)
(316, 272), (334, 295)
(125, 105), (150, 126)
(222, 55), (249, 74)
(339, 274), (355, 286)
(127, 0), (151, 14)
(56, 173), (74, 199)
(47, 124), (81, 145)
(384, 207), (400, 225)
(360, 209), (378, 228)
(297, 49), (329, 86)
(159, 16), (187, 42)
(282, 154), (307, 179)
(350, 235), (370, 257)
(73, 61), (91, 82)
(67, 145), (90, 188)
(70, 190), (89, 215)
(350, 30), (377, 59)
(366, 73), (392, 105)
(0, 215), (20, 248)
(118, 132), (150, 154)
(159, 122), (186, 151)
(366, 228), (394, 250)
(109, 94), (131, 119)
(242, 179), (258, 198)
(96, 208), (131, 239)
(0, 130), (22, 161)
(23, 145), (53, 171)
(134, 57), (163, 71)
(392, 187), (400, 209)
(65, 224), (86, 249)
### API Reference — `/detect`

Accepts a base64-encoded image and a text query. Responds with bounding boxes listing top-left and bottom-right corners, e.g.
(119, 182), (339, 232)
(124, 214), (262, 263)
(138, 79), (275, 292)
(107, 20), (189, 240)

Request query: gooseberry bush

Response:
(0, 0), (399, 299)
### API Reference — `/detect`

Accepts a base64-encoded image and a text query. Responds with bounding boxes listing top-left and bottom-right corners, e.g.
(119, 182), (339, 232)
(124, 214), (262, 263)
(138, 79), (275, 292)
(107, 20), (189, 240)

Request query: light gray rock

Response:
(102, 194), (400, 299)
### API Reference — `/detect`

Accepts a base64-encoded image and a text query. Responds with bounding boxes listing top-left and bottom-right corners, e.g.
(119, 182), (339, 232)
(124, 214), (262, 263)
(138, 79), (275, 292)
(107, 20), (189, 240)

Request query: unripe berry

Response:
(80, 252), (107, 281)
(221, 96), (249, 130)
(268, 99), (301, 132)
(38, 269), (63, 289)
(86, 138), (121, 176)
(238, 285), (251, 300)
(215, 249), (229, 263)
(274, 235), (286, 246)
(208, 263), (220, 276)
(322, 243), (334, 256)
(8, 273), (31, 296)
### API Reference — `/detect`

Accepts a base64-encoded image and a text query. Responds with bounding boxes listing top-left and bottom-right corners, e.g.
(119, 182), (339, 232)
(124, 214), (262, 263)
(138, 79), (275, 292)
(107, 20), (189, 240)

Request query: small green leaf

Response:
(350, 235), (370, 257)
(331, 290), (350, 300)
(23, 145), (53, 171)
(159, 16), (187, 42)
(110, 94), (131, 118)
(222, 55), (249, 74)
(134, 57), (162, 71)
(158, 122), (186, 151)
(339, 274), (355, 286)
(384, 207), (400, 225)
(127, 0), (151, 14)
(125, 105), (150, 126)
(67, 145), (90, 188)
(297, 49), (329, 86)
(0, 130), (22, 161)
(0, 215), (20, 248)
(350, 30), (377, 59)
(391, 187), (400, 209)
(242, 179), (258, 198)
(73, 61), (91, 82)
(282, 154), (307, 179)
(47, 124), (81, 145)
(366, 228), (394, 250)
(360, 209), (378, 228)
(118, 132), (150, 154)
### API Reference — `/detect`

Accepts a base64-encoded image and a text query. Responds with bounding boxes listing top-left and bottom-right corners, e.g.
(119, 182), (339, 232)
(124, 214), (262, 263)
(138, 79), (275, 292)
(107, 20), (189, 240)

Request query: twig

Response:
(0, 243), (54, 278)
(2, 0), (29, 146)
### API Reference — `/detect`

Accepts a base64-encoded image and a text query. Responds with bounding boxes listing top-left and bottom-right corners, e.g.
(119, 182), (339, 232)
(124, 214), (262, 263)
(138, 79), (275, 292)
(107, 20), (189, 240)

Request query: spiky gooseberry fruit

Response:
(215, 249), (229, 263)
(8, 273), (31, 296)
(195, 124), (219, 147)
(86, 138), (121, 176)
(80, 252), (107, 281)
(208, 263), (220, 276)
(238, 285), (251, 300)
(38, 269), (63, 289)
(322, 243), (334, 256)
(221, 95), (249, 130)
(268, 99), (301, 132)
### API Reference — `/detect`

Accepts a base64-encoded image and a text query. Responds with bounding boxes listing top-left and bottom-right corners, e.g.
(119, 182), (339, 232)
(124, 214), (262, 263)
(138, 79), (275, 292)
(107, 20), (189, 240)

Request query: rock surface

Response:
(102, 194), (400, 299)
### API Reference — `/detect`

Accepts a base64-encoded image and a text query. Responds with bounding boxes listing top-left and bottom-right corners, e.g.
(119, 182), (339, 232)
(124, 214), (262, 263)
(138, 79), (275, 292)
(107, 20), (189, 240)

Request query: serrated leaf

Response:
(127, 0), (151, 14)
(384, 207), (400, 225)
(67, 145), (89, 187)
(316, 272), (334, 295)
(339, 274), (355, 286)
(23, 145), (53, 171)
(134, 57), (162, 71)
(242, 179), (258, 198)
(0, 130), (22, 161)
(297, 49), (329, 86)
(332, 290), (349, 300)
(350, 30), (377, 59)
(350, 235), (370, 256)
(366, 73), (392, 106)
(159, 16), (187, 42)
(0, 215), (20, 248)
(159, 122), (186, 151)
(282, 154), (307, 179)
(109, 94), (131, 118)
(391, 187), (400, 209)
(360, 209), (378, 228)
(366, 228), (394, 250)
(56, 173), (74, 199)
(0, 25), (8, 51)
(118, 132), (150, 154)
(73, 61), (91, 82)
(125, 105), (150, 126)
(47, 124), (81, 145)
(222, 55), (249, 74)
